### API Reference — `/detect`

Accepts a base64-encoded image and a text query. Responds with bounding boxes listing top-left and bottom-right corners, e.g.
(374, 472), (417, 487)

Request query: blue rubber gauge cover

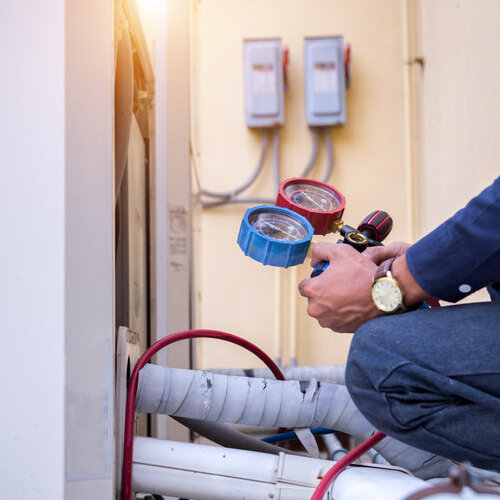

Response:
(237, 205), (314, 267)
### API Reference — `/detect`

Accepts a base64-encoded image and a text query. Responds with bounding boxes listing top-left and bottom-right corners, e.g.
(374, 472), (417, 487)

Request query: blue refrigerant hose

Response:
(261, 427), (336, 444)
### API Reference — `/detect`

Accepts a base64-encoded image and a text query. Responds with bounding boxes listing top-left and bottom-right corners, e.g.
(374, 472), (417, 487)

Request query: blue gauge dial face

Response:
(248, 211), (308, 242)
(238, 205), (313, 267)
(284, 183), (342, 212)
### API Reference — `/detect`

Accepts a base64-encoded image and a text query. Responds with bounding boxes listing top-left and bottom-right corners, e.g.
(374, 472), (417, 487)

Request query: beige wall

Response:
(409, 0), (500, 304)
(191, 0), (499, 370)
(411, 0), (500, 233)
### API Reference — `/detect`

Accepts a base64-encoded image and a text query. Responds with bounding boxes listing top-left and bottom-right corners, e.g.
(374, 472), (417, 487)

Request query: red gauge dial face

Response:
(276, 178), (346, 235)
(283, 183), (342, 212)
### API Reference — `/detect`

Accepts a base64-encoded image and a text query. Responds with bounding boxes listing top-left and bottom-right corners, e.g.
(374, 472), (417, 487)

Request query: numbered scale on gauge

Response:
(237, 205), (314, 268)
(276, 178), (346, 235)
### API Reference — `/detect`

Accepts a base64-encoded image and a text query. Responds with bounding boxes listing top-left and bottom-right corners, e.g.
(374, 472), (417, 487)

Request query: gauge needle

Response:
(301, 191), (325, 210)
(262, 221), (295, 239)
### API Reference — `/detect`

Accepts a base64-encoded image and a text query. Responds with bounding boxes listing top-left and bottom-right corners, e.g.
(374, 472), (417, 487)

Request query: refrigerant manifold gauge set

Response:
(237, 178), (393, 275)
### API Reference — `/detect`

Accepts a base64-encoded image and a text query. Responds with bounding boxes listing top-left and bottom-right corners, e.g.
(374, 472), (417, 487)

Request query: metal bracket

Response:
(404, 464), (500, 499)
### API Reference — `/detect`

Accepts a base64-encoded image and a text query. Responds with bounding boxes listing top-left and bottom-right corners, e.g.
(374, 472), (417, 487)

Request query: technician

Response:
(298, 175), (500, 472)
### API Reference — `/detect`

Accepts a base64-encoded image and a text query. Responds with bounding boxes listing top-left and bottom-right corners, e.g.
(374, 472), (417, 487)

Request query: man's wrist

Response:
(391, 254), (430, 307)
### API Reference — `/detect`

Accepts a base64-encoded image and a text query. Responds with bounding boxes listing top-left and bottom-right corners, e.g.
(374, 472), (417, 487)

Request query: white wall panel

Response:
(0, 1), (114, 498)
(0, 1), (66, 497)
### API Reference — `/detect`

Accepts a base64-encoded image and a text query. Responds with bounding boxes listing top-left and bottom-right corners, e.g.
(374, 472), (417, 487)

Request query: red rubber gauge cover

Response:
(276, 178), (346, 235)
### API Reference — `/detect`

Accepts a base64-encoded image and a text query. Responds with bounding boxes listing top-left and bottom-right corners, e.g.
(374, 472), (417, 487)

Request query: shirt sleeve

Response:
(406, 176), (500, 302)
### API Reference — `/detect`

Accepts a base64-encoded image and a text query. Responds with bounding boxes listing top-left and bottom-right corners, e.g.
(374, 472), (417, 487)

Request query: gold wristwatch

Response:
(371, 258), (408, 313)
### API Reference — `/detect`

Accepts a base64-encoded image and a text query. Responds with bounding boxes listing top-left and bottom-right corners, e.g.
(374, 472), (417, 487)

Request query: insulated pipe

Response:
(136, 365), (451, 479)
(208, 364), (346, 385)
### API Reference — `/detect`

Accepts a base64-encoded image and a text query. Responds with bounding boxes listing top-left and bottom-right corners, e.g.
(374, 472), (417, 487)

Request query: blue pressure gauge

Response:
(237, 205), (314, 268)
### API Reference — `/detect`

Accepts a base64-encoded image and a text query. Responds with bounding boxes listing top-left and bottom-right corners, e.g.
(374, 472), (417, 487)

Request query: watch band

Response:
(374, 257), (397, 281)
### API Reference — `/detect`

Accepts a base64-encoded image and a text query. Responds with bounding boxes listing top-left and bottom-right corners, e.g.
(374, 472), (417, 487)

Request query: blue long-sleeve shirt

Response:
(406, 176), (500, 302)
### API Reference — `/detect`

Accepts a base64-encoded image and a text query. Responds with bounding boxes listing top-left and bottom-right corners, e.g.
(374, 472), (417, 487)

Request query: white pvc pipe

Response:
(133, 437), (495, 500)
(132, 436), (334, 500)
(133, 437), (486, 500)
(136, 365), (451, 478)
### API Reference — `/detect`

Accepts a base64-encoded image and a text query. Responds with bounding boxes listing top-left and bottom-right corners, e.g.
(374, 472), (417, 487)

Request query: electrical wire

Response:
(261, 427), (336, 444)
(200, 129), (269, 200)
(272, 127), (280, 193)
(321, 127), (334, 183)
(122, 329), (286, 500)
(200, 196), (274, 208)
(310, 431), (386, 500)
(299, 127), (320, 178)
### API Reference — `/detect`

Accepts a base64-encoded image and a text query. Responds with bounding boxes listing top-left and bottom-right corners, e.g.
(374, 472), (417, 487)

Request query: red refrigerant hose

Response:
(121, 329), (286, 500)
(311, 431), (387, 500)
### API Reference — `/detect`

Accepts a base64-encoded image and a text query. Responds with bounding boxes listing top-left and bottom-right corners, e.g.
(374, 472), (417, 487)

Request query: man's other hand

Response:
(298, 243), (382, 333)
(363, 241), (411, 264)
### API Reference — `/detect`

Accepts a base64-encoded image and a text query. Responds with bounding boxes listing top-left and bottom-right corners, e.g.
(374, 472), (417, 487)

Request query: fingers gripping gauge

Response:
(237, 205), (314, 268)
(311, 210), (393, 277)
(276, 178), (346, 235)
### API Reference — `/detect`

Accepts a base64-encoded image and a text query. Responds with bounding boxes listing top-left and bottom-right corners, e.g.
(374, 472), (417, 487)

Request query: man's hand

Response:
(298, 242), (382, 333)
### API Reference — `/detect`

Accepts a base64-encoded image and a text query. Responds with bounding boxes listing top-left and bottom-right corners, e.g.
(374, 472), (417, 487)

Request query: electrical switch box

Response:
(243, 39), (284, 128)
(304, 36), (346, 127)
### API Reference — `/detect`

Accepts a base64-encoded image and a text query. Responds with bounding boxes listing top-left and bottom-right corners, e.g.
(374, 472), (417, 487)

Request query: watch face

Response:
(372, 278), (403, 313)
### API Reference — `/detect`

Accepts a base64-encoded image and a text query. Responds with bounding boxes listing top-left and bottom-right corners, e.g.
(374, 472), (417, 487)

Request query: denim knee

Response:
(345, 313), (500, 470)
(345, 316), (418, 435)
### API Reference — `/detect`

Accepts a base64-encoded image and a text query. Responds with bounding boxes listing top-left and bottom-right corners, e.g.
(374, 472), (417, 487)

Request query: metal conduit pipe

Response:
(208, 364), (347, 385)
(136, 365), (451, 479)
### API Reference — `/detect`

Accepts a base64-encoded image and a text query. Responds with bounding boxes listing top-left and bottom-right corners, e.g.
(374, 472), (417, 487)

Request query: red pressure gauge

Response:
(276, 178), (346, 235)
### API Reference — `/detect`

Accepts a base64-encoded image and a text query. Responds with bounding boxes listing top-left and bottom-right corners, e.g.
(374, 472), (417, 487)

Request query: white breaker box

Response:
(243, 38), (284, 128)
(305, 36), (346, 127)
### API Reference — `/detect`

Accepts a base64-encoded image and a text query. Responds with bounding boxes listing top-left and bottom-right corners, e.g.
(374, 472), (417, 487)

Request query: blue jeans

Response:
(346, 302), (500, 472)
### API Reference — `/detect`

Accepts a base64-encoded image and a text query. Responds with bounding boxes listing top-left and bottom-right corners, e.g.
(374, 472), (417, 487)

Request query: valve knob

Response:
(357, 210), (393, 243)
(310, 210), (394, 278)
